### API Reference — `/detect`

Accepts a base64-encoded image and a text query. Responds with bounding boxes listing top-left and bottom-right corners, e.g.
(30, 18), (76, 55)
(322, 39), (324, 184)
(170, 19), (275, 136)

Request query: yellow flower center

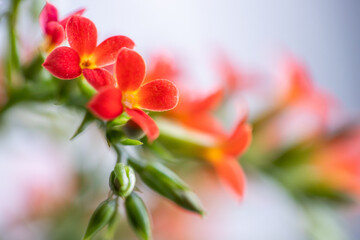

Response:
(204, 147), (224, 164)
(80, 57), (95, 69)
(122, 91), (139, 109)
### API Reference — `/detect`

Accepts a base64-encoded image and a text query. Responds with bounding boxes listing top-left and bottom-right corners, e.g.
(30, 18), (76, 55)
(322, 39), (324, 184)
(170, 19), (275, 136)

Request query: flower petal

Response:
(137, 79), (179, 111)
(43, 46), (81, 79)
(191, 88), (224, 112)
(83, 68), (116, 90)
(223, 122), (252, 157)
(93, 36), (135, 67)
(39, 2), (58, 34)
(45, 21), (65, 47)
(66, 15), (97, 57)
(125, 108), (159, 142)
(59, 8), (86, 29)
(179, 113), (225, 136)
(213, 158), (246, 199)
(115, 48), (145, 92)
(88, 87), (123, 120)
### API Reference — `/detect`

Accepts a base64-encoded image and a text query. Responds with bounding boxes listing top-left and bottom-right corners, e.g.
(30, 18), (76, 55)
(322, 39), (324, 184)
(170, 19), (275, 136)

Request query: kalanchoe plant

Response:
(2, 1), (359, 240)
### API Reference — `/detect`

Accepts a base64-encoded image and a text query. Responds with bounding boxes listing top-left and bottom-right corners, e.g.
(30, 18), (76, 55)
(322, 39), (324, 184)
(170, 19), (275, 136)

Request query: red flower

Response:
(88, 48), (179, 141)
(43, 15), (135, 89)
(39, 2), (85, 51)
(203, 112), (252, 199)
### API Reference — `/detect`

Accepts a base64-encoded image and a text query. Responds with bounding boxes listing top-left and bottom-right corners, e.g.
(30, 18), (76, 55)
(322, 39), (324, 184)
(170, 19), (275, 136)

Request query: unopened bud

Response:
(109, 163), (136, 198)
(82, 198), (117, 240)
(134, 161), (204, 215)
(125, 193), (151, 240)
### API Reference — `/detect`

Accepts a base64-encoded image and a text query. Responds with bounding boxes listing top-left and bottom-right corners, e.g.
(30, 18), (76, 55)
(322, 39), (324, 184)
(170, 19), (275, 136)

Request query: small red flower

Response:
(203, 112), (252, 199)
(39, 2), (85, 51)
(88, 48), (179, 141)
(43, 15), (135, 88)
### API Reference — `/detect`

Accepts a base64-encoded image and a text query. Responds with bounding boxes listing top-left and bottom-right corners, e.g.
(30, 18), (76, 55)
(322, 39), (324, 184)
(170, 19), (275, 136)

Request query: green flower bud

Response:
(131, 160), (204, 215)
(109, 163), (136, 198)
(82, 198), (117, 240)
(125, 193), (151, 240)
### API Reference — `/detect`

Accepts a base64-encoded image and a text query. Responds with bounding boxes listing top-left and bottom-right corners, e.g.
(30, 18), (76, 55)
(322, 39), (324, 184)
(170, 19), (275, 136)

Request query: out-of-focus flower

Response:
(276, 56), (313, 106)
(39, 2), (85, 52)
(165, 87), (225, 136)
(88, 48), (179, 141)
(216, 53), (260, 95)
(202, 111), (252, 199)
(146, 53), (225, 136)
(43, 15), (134, 85)
(312, 126), (360, 197)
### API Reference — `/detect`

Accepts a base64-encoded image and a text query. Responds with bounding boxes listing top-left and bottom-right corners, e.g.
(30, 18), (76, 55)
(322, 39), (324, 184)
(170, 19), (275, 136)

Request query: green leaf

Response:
(145, 141), (176, 163)
(120, 138), (143, 146)
(71, 111), (95, 140)
(82, 198), (117, 240)
(125, 193), (151, 240)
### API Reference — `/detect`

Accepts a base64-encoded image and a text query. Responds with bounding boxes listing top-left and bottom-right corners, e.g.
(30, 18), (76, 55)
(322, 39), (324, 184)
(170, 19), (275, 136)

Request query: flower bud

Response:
(125, 193), (151, 240)
(82, 198), (117, 240)
(131, 160), (204, 215)
(109, 163), (136, 198)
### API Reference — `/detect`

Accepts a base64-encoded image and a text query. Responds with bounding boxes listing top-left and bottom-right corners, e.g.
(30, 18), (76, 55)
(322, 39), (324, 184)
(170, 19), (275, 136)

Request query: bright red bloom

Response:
(203, 112), (252, 199)
(88, 48), (179, 141)
(43, 15), (135, 87)
(39, 2), (85, 51)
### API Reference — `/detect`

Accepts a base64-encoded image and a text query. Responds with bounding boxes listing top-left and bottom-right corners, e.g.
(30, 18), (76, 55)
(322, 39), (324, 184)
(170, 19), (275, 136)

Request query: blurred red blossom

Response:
(39, 2), (85, 52)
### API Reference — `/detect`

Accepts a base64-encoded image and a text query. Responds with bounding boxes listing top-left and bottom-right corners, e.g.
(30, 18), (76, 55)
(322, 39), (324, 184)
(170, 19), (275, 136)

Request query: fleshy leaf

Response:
(83, 68), (116, 90)
(43, 46), (81, 79)
(67, 15), (97, 57)
(137, 79), (179, 112)
(93, 36), (135, 67)
(125, 108), (159, 142)
(88, 87), (123, 120)
(115, 48), (145, 92)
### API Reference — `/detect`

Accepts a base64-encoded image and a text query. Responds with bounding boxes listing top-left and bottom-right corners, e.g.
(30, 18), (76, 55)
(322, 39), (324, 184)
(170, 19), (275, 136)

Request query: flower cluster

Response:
(40, 3), (179, 142)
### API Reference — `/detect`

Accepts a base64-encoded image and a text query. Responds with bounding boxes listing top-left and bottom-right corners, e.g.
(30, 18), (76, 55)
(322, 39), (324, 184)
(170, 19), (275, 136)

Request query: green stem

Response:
(6, 0), (22, 94)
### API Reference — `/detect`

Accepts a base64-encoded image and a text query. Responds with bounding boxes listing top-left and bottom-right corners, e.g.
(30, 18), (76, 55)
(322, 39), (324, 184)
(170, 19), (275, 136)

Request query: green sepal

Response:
(71, 111), (95, 140)
(125, 193), (151, 240)
(120, 138), (143, 146)
(82, 198), (117, 240)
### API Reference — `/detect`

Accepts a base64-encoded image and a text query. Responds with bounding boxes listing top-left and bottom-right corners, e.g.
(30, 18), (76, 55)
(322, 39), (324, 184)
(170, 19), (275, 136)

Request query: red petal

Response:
(59, 8), (86, 29)
(39, 2), (58, 34)
(179, 113), (225, 136)
(87, 87), (123, 120)
(93, 36), (135, 67)
(83, 68), (116, 90)
(191, 88), (224, 112)
(125, 108), (159, 142)
(43, 46), (81, 79)
(213, 158), (246, 199)
(115, 48), (145, 92)
(223, 122), (252, 157)
(137, 79), (179, 111)
(66, 15), (97, 57)
(45, 21), (65, 47)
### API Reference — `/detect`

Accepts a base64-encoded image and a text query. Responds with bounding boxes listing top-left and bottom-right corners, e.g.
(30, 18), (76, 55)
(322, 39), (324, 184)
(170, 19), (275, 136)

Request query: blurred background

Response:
(0, 0), (360, 239)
